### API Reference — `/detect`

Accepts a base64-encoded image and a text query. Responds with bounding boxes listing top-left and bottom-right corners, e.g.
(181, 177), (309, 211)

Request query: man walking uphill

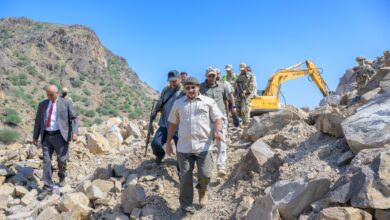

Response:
(166, 77), (224, 216)
(33, 85), (78, 200)
(150, 70), (184, 165)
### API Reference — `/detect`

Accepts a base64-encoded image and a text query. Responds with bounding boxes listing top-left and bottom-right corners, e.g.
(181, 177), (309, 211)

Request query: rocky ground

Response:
(0, 51), (389, 220)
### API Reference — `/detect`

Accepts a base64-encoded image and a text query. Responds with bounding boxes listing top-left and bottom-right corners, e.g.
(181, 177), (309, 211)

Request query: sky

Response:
(1, 0), (389, 108)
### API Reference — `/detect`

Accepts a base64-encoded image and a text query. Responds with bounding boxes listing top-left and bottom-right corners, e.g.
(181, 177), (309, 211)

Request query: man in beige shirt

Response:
(166, 77), (223, 216)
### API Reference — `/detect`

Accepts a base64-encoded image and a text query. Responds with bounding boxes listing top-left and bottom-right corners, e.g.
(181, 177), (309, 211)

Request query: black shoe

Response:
(155, 157), (163, 165)
(38, 189), (52, 200)
(181, 206), (196, 216)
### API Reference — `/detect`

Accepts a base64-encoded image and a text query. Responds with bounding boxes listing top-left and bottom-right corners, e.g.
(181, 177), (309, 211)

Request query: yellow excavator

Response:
(250, 60), (332, 115)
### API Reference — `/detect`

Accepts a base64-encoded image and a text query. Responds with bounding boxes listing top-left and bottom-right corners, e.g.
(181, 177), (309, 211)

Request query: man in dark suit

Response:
(33, 85), (78, 199)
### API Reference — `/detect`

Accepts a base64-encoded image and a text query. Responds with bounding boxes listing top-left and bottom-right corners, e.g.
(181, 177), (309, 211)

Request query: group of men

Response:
(31, 63), (257, 216)
(149, 63), (257, 216)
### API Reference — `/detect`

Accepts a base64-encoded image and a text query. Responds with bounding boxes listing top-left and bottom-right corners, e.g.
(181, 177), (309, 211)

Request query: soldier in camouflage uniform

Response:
(235, 63), (256, 126)
(353, 56), (376, 90)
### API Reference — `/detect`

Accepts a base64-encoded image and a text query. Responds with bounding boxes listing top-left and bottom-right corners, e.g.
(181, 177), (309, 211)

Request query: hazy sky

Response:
(1, 0), (389, 108)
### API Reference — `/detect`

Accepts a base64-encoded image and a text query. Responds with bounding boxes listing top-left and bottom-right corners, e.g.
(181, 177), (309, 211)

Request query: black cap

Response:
(167, 70), (180, 81)
(183, 76), (200, 86)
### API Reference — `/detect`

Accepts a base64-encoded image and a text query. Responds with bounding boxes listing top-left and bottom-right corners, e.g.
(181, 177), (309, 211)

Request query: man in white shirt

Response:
(166, 77), (224, 216)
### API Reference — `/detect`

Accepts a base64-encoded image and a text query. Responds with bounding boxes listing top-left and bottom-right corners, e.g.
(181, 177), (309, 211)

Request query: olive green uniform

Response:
(235, 72), (256, 124)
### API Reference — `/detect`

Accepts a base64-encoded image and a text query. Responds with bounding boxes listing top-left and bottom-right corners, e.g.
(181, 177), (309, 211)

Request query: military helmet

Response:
(356, 56), (365, 62)
(239, 63), (247, 71)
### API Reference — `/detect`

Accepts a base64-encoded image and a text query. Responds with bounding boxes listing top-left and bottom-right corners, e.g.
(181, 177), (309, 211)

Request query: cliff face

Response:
(0, 17), (158, 136)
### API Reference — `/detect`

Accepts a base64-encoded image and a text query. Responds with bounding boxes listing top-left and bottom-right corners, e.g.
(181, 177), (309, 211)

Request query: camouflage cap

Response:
(225, 64), (233, 71)
(62, 87), (69, 93)
(239, 63), (247, 71)
(356, 56), (365, 61)
(206, 68), (217, 76)
(183, 76), (200, 86)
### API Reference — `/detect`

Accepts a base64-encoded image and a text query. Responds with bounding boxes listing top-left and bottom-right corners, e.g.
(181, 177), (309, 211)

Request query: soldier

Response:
(200, 68), (235, 177)
(180, 72), (188, 81)
(61, 87), (73, 103)
(222, 64), (237, 87)
(150, 70), (185, 165)
(235, 63), (256, 126)
(353, 56), (376, 90)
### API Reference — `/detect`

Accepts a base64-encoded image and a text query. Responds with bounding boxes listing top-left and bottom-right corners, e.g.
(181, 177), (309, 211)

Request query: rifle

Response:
(145, 100), (158, 156)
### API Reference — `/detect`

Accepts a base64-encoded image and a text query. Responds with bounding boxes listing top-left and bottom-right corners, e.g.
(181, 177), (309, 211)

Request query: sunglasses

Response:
(185, 86), (197, 90)
(207, 75), (216, 78)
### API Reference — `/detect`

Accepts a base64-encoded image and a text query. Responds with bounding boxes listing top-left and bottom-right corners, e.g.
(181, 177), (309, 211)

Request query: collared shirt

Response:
(153, 85), (184, 128)
(45, 98), (59, 131)
(200, 81), (229, 116)
(168, 94), (223, 153)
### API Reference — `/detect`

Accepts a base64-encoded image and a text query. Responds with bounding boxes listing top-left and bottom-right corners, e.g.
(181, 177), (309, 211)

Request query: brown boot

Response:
(198, 190), (208, 207)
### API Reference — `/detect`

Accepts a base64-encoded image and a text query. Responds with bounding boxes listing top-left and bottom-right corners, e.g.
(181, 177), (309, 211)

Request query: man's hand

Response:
(214, 130), (223, 141)
(33, 139), (38, 146)
(166, 141), (175, 157)
(72, 133), (78, 141)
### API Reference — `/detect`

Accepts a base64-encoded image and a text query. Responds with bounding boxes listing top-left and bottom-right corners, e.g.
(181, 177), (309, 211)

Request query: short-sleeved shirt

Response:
(168, 94), (224, 153)
(200, 81), (229, 116)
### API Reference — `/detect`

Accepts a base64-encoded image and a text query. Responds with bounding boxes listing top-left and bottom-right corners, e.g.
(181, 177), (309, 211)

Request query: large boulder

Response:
(59, 192), (90, 212)
(244, 106), (310, 142)
(105, 125), (123, 148)
(232, 139), (282, 179)
(246, 178), (331, 220)
(91, 179), (114, 193)
(261, 120), (317, 150)
(328, 146), (390, 209)
(36, 206), (62, 220)
(341, 92), (390, 153)
(126, 122), (143, 139)
(317, 207), (372, 220)
(86, 131), (111, 154)
(121, 185), (147, 214)
(314, 106), (346, 138)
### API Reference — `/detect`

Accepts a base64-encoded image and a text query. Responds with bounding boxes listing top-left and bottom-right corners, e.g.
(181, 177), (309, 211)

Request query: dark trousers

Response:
(177, 151), (213, 209)
(42, 131), (69, 190)
(151, 127), (178, 159)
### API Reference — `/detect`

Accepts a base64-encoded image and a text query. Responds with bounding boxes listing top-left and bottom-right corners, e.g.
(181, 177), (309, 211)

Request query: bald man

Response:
(33, 85), (78, 199)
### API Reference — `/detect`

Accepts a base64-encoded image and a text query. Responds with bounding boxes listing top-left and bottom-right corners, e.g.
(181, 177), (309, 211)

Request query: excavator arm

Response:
(251, 60), (331, 114)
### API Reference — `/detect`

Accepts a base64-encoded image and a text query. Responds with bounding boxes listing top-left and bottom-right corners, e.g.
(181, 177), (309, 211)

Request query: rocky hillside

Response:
(0, 34), (389, 218)
(0, 17), (158, 142)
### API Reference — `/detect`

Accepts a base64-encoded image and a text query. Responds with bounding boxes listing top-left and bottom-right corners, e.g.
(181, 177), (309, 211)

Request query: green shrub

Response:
(94, 118), (103, 125)
(13, 88), (37, 109)
(0, 129), (20, 144)
(71, 79), (82, 88)
(82, 88), (91, 96)
(96, 106), (109, 115)
(70, 94), (81, 102)
(79, 72), (88, 81)
(10, 73), (29, 86)
(38, 74), (46, 81)
(82, 118), (93, 127)
(84, 110), (96, 118)
(3, 108), (21, 125)
(27, 65), (38, 76)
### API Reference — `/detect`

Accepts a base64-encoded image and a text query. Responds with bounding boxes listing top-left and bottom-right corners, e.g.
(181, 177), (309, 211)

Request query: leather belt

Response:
(44, 130), (60, 135)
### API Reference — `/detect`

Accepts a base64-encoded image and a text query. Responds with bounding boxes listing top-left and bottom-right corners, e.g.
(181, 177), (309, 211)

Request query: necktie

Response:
(46, 101), (55, 128)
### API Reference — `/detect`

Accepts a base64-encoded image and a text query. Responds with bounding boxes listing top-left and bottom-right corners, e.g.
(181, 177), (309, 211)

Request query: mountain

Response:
(0, 17), (158, 140)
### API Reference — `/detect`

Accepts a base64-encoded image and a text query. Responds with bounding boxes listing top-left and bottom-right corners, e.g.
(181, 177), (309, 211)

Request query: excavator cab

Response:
(250, 60), (332, 116)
